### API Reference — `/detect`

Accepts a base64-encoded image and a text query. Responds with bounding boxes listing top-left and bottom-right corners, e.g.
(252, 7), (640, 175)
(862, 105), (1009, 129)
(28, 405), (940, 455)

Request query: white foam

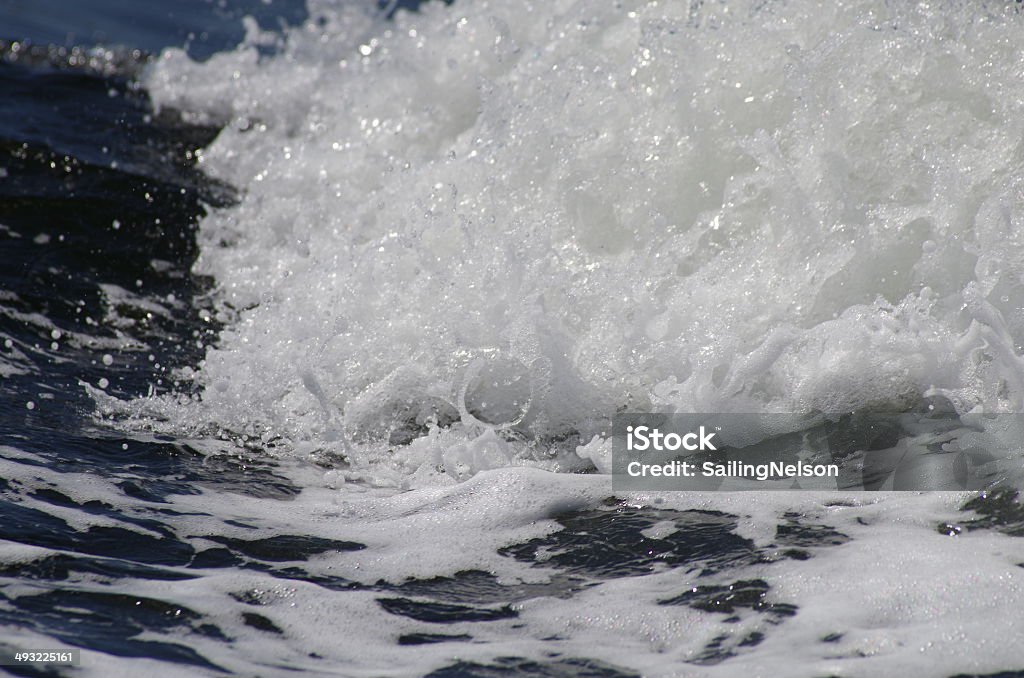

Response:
(105, 5), (1024, 670)
(136, 0), (1024, 483)
(5, 429), (1022, 675)
(16, 461), (1021, 677)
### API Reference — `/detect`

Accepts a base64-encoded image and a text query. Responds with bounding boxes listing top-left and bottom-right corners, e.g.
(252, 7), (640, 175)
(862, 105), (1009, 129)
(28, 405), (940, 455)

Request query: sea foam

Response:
(136, 0), (1024, 484)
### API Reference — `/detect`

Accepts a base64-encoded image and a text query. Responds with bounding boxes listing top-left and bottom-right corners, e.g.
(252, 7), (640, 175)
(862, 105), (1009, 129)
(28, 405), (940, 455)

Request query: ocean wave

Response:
(132, 0), (1024, 485)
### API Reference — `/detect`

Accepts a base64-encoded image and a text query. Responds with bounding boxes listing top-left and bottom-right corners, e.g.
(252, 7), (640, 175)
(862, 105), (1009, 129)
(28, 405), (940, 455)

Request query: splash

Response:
(133, 0), (1024, 484)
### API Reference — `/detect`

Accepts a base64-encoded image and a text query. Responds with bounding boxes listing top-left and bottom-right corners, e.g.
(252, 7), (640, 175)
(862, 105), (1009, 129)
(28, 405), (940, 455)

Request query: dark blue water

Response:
(0, 3), (314, 674)
(0, 0), (308, 59)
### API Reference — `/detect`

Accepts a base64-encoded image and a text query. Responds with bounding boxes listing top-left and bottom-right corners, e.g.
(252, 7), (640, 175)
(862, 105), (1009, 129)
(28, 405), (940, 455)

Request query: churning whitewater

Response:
(127, 0), (1024, 486)
(63, 0), (1024, 674)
